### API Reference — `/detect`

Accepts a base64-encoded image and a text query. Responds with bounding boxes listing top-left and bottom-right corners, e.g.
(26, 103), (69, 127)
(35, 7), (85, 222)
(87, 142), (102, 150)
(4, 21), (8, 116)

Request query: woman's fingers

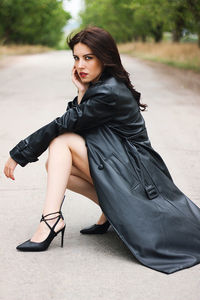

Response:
(3, 165), (8, 178)
(71, 66), (89, 93)
(3, 157), (17, 180)
(9, 167), (15, 180)
(71, 67), (80, 85)
(4, 165), (14, 180)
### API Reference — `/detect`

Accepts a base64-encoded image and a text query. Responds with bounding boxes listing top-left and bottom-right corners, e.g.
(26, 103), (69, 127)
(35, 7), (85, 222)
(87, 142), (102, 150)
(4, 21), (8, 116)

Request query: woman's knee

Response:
(49, 134), (67, 148)
(48, 133), (85, 152)
(45, 160), (84, 179)
(46, 133), (91, 181)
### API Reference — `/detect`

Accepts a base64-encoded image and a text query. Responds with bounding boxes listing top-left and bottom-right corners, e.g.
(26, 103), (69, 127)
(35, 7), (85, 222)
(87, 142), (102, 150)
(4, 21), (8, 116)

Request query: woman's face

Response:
(73, 42), (104, 83)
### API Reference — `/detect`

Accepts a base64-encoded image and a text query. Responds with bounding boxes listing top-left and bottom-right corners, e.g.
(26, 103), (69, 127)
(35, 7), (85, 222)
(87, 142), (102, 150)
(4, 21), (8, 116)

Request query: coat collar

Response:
(88, 68), (111, 87)
(78, 69), (111, 103)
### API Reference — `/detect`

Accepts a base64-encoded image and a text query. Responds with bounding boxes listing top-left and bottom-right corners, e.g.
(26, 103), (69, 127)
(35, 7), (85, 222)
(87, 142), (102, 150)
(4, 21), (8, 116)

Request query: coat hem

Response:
(103, 213), (197, 274)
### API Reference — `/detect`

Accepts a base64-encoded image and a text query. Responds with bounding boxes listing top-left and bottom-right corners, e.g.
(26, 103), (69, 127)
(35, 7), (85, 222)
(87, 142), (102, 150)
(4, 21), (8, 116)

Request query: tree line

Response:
(0, 0), (199, 48)
(79, 0), (200, 46)
(0, 0), (71, 47)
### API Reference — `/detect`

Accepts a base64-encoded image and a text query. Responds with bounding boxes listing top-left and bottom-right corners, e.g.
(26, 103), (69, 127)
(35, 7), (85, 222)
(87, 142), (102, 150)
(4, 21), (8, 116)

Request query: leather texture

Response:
(10, 69), (200, 274)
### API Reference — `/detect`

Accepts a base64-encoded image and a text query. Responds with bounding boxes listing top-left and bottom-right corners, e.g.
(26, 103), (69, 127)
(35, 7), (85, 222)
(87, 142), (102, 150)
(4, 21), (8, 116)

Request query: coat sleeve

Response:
(9, 85), (116, 167)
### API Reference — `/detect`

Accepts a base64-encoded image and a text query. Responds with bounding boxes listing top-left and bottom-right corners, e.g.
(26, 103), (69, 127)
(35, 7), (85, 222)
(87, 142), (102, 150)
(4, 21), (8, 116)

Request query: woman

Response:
(3, 26), (200, 274)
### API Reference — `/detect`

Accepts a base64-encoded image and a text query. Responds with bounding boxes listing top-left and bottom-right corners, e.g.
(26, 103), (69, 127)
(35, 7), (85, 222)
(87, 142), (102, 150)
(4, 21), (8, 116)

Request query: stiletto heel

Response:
(16, 195), (66, 252)
(61, 225), (66, 247)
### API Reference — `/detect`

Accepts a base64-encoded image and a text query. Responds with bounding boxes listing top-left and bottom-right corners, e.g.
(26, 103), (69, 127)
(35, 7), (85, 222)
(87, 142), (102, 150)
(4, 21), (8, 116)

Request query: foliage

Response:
(184, 0), (200, 46)
(79, 0), (135, 43)
(79, 0), (200, 46)
(0, 0), (71, 47)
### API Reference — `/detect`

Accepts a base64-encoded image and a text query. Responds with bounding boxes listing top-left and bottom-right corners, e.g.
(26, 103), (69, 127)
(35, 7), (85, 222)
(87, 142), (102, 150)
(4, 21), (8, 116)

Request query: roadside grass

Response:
(0, 32), (71, 56)
(0, 44), (52, 58)
(118, 41), (200, 72)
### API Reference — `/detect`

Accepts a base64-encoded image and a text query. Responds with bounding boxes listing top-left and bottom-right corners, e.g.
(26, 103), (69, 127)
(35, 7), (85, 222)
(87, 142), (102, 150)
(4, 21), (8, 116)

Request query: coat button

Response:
(98, 163), (104, 170)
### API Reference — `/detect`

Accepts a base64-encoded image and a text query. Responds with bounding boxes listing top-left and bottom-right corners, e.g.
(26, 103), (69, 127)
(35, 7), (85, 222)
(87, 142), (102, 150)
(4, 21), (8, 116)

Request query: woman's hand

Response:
(71, 66), (89, 94)
(3, 156), (18, 180)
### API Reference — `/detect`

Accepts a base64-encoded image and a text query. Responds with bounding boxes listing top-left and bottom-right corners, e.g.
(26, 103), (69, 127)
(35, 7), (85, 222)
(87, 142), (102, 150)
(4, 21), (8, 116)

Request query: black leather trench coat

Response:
(9, 70), (200, 274)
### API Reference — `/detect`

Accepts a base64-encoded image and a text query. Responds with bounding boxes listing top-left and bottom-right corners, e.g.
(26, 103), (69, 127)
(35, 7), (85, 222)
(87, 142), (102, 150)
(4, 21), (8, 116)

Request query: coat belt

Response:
(125, 139), (159, 200)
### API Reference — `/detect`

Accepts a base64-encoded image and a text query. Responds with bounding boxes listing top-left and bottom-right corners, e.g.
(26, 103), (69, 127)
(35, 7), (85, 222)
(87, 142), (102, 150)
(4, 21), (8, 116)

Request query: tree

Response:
(78, 0), (200, 45)
(128, 0), (165, 42)
(185, 0), (200, 46)
(0, 0), (71, 46)
(79, 0), (135, 43)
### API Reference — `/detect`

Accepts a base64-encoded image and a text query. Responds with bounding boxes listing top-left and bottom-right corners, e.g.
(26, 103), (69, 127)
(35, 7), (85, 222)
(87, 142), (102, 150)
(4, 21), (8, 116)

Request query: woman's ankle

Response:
(97, 213), (107, 225)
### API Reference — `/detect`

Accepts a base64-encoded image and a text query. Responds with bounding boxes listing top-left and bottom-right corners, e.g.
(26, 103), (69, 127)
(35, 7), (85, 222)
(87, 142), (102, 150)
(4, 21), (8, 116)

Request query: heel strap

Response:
(41, 211), (62, 221)
(40, 211), (64, 232)
(40, 195), (65, 232)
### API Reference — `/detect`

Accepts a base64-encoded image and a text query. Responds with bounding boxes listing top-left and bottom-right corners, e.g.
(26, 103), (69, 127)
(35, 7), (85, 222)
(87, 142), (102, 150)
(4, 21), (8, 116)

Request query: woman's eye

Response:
(73, 56), (92, 61)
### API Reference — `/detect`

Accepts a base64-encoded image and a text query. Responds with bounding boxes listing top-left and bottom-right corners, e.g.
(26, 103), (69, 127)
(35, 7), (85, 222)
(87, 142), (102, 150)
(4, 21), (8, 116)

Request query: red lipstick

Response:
(80, 72), (88, 78)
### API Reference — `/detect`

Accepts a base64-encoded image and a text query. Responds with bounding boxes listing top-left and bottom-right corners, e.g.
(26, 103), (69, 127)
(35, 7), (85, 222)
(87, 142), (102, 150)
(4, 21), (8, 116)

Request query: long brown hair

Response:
(67, 26), (147, 111)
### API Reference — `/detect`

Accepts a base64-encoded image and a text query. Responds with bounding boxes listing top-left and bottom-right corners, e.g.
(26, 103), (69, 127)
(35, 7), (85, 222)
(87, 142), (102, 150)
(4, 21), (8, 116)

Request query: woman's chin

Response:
(81, 78), (90, 83)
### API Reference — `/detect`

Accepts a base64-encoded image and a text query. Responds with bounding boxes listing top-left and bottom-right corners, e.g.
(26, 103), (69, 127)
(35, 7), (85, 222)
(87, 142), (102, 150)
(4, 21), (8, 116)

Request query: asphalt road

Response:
(0, 50), (200, 300)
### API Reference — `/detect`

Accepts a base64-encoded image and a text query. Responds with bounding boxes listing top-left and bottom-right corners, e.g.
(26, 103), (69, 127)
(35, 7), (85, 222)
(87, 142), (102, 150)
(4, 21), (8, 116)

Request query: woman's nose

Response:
(77, 59), (85, 68)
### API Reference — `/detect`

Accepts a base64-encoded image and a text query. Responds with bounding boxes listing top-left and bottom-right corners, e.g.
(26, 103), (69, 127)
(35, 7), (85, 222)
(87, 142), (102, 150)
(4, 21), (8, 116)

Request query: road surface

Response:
(0, 51), (200, 300)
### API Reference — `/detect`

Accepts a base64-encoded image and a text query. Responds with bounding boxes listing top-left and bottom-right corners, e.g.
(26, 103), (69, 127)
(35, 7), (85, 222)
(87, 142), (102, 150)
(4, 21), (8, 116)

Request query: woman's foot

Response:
(80, 214), (110, 234)
(30, 213), (65, 243)
(96, 212), (107, 225)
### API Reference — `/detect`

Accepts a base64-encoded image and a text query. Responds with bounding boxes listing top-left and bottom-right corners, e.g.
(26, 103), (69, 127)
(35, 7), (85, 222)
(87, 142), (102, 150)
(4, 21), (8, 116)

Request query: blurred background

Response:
(0, 0), (200, 72)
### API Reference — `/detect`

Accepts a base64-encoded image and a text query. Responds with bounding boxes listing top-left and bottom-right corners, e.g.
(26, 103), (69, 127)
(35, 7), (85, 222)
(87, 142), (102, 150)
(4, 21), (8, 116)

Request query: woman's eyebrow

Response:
(73, 53), (94, 57)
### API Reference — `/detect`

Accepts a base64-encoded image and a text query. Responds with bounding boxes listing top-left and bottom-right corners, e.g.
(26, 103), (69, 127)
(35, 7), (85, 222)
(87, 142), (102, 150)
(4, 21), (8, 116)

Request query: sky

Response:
(63, 0), (84, 32)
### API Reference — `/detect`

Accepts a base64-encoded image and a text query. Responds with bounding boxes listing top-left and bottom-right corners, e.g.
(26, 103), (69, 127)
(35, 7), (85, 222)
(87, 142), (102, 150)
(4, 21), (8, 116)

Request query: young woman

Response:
(3, 26), (200, 274)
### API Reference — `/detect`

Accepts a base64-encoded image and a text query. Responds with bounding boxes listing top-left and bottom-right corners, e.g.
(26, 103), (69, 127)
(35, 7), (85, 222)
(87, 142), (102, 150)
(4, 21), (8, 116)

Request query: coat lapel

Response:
(79, 69), (112, 103)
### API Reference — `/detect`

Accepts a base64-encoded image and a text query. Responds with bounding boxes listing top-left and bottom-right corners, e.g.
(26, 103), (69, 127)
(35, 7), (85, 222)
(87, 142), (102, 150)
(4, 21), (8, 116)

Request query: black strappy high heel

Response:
(16, 196), (66, 252)
(80, 220), (110, 234)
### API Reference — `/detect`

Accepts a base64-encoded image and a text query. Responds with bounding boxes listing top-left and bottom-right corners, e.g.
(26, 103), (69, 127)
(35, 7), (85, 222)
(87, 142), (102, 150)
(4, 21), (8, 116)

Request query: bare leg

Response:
(66, 167), (107, 225)
(67, 165), (100, 206)
(30, 133), (106, 243)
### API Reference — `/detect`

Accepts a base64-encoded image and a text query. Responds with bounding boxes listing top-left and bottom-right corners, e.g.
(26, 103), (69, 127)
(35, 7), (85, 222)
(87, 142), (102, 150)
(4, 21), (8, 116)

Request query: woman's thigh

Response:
(47, 132), (93, 184)
(70, 165), (92, 183)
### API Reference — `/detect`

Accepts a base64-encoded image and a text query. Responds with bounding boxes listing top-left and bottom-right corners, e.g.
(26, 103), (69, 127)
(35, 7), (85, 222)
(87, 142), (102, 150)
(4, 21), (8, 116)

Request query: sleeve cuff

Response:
(9, 140), (38, 167)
